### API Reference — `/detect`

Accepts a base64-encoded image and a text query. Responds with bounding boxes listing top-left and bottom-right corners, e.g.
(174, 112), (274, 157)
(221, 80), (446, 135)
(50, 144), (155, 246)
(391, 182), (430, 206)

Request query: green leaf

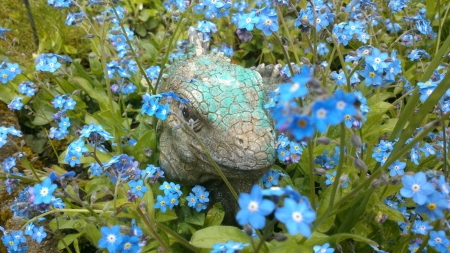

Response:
(156, 209), (178, 222)
(57, 233), (82, 250)
(64, 44), (78, 54)
(86, 177), (113, 196)
(84, 224), (102, 245)
(185, 211), (205, 226)
(315, 184), (340, 233)
(303, 231), (378, 248)
(205, 203), (225, 227)
(143, 180), (155, 221)
(369, 193), (404, 222)
(123, 130), (157, 164)
(71, 76), (118, 112)
(31, 104), (54, 126)
(268, 236), (311, 253)
(190, 226), (250, 249)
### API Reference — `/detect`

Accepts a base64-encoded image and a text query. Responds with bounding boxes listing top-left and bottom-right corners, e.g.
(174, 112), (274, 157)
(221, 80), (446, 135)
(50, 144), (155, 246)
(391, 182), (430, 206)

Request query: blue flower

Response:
(119, 235), (140, 253)
(186, 193), (197, 208)
(388, 160), (406, 176)
(428, 230), (449, 252)
(59, 117), (71, 130)
(98, 225), (123, 253)
(25, 223), (35, 236)
(277, 146), (290, 162)
(365, 48), (388, 71)
(64, 97), (76, 110)
(128, 180), (148, 198)
(45, 56), (62, 73)
(156, 103), (170, 120)
(196, 189), (210, 203)
(316, 42), (329, 56)
(262, 169), (280, 188)
(314, 243), (335, 253)
(288, 115), (315, 141)
(331, 70), (346, 86)
(400, 172), (435, 205)
(360, 65), (383, 87)
(33, 177), (57, 205)
(412, 220), (433, 235)
(256, 14), (279, 36)
(325, 171), (336, 186)
(236, 185), (275, 229)
(416, 192), (448, 221)
(211, 240), (249, 253)
(333, 90), (357, 118)
(238, 11), (260, 31)
(420, 143), (435, 158)
(312, 99), (340, 133)
(8, 97), (23, 111)
(154, 195), (169, 213)
(275, 197), (316, 237)
(167, 193), (180, 209)
(31, 226), (47, 243)
(53, 95), (66, 109)
(278, 66), (311, 102)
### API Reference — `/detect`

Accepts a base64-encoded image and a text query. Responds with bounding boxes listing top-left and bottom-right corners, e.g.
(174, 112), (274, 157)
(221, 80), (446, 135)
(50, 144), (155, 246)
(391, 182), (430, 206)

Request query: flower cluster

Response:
(211, 240), (249, 253)
(1, 156), (24, 194)
(186, 185), (210, 212)
(35, 53), (71, 73)
(10, 176), (64, 220)
(18, 81), (36, 96)
(276, 134), (304, 164)
(0, 226), (28, 253)
(0, 59), (21, 84)
(141, 91), (189, 121)
(108, 25), (134, 58)
(0, 125), (22, 148)
(237, 185), (316, 237)
(295, 1), (334, 33)
(48, 94), (77, 140)
(98, 220), (143, 253)
(261, 169), (284, 188)
(266, 69), (360, 142)
(372, 140), (396, 165)
(154, 181), (183, 213)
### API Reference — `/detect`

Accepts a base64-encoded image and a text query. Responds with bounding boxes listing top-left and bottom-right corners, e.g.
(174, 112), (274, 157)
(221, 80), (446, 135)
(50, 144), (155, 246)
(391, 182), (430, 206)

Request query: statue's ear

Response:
(188, 27), (209, 57)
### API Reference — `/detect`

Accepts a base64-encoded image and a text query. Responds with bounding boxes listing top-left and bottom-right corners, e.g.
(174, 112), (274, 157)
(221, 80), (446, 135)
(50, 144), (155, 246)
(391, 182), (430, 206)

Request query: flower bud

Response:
(274, 234), (287, 241)
(371, 179), (380, 188)
(314, 168), (327, 175)
(243, 224), (253, 236)
(316, 137), (331, 145)
(350, 134), (362, 148)
(354, 158), (367, 171)
(380, 173), (389, 185)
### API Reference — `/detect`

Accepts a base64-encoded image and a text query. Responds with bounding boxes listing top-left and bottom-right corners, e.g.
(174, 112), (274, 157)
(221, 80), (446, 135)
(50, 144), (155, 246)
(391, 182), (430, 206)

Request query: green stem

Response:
(254, 218), (277, 253)
(276, 7), (300, 65)
(329, 123), (346, 208)
(99, 15), (115, 113)
(274, 33), (294, 76)
(153, 3), (196, 94)
(136, 207), (171, 252)
(156, 222), (200, 252)
(21, 208), (110, 230)
(308, 140), (316, 209)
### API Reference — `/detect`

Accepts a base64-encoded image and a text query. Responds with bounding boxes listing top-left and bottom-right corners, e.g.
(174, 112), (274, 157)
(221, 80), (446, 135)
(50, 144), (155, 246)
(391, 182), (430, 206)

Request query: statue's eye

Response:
(182, 107), (190, 119)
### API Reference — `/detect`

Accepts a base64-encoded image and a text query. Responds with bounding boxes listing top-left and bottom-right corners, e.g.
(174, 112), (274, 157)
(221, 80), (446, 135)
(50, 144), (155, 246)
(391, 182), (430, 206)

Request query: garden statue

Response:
(157, 27), (279, 223)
